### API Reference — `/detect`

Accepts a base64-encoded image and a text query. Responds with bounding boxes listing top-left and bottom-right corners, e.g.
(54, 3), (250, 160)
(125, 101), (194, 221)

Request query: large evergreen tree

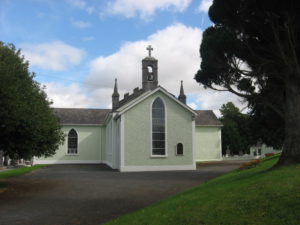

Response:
(0, 42), (64, 160)
(195, 0), (300, 166)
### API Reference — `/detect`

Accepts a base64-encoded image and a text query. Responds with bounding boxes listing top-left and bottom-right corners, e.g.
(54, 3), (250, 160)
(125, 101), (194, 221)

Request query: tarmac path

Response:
(0, 161), (244, 225)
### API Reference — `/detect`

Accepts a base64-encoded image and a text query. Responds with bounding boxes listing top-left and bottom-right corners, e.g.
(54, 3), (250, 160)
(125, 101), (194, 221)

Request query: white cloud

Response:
(22, 41), (85, 71)
(39, 23), (245, 111)
(43, 81), (115, 109)
(105, 0), (191, 19)
(187, 102), (197, 109)
(68, 0), (86, 9)
(71, 19), (92, 29)
(44, 82), (92, 108)
(197, 0), (213, 13)
(193, 89), (247, 117)
(82, 36), (95, 41)
(86, 23), (202, 104)
(66, 0), (95, 14)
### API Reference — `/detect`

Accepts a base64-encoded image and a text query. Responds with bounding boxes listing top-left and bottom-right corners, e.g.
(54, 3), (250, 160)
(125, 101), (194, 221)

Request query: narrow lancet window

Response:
(68, 129), (78, 154)
(176, 143), (183, 155)
(152, 98), (165, 156)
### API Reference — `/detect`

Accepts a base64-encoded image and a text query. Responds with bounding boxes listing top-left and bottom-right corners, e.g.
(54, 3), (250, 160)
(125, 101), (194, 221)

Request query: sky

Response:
(0, 0), (244, 115)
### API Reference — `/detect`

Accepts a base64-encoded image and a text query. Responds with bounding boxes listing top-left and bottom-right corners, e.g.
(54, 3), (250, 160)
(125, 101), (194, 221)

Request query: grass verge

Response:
(106, 155), (300, 225)
(0, 165), (47, 189)
(0, 165), (47, 179)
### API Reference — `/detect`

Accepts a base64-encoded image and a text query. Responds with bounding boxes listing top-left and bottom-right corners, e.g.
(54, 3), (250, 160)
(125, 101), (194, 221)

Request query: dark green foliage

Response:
(195, 0), (300, 165)
(249, 103), (284, 149)
(0, 42), (64, 160)
(220, 102), (251, 155)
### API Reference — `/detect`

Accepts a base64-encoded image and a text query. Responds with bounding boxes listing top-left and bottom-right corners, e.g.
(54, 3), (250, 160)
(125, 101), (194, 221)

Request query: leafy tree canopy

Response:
(0, 42), (64, 160)
(220, 102), (251, 155)
(195, 0), (300, 165)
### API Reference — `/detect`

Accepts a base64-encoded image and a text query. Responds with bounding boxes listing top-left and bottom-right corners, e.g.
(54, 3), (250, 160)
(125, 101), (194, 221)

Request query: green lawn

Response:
(0, 165), (47, 188)
(106, 155), (300, 225)
(0, 165), (47, 179)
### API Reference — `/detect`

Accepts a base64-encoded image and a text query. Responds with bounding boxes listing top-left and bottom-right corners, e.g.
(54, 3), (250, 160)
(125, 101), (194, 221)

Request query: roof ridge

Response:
(54, 108), (110, 110)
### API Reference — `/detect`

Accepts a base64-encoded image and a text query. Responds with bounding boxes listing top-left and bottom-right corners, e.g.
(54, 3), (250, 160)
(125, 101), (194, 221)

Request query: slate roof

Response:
(54, 108), (111, 125)
(195, 110), (222, 126)
(54, 108), (221, 126)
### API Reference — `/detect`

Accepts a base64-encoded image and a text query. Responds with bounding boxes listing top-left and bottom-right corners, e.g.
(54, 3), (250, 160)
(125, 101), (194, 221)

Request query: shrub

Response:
(239, 159), (262, 170)
(265, 153), (275, 157)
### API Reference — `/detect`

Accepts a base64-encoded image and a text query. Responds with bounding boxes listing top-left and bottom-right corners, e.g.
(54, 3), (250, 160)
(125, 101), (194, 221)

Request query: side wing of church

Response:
(34, 47), (222, 172)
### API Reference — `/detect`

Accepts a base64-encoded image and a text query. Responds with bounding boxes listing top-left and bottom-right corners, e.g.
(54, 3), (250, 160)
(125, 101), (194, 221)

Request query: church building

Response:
(34, 46), (222, 172)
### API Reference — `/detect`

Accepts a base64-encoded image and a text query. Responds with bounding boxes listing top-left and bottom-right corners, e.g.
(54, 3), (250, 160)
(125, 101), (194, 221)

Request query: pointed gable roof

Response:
(116, 87), (145, 109)
(116, 86), (198, 116)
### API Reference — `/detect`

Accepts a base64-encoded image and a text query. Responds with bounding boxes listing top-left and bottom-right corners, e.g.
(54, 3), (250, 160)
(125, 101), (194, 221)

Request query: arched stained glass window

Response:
(152, 98), (165, 156)
(68, 129), (78, 154)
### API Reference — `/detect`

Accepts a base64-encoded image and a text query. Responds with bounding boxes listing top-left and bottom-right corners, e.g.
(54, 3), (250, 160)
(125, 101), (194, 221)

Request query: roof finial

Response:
(112, 78), (119, 97)
(146, 45), (153, 57)
(180, 80), (185, 94)
(178, 80), (186, 104)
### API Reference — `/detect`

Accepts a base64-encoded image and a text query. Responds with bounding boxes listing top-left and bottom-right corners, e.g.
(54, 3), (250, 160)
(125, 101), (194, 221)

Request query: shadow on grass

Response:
(233, 168), (272, 182)
(208, 156), (280, 187)
(224, 156), (280, 184)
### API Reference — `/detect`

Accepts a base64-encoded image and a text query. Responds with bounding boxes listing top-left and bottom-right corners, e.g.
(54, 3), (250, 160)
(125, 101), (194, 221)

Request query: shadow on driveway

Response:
(0, 162), (242, 225)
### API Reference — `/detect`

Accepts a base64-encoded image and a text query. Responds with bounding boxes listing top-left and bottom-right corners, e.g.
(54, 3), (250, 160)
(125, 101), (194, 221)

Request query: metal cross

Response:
(146, 45), (153, 57)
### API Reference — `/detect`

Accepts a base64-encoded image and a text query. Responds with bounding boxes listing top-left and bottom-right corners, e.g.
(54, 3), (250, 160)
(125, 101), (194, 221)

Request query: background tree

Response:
(195, 0), (299, 165)
(220, 102), (251, 155)
(0, 42), (64, 161)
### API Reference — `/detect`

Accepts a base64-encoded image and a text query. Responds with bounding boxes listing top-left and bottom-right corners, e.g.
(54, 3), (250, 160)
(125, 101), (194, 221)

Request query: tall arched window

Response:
(152, 98), (165, 156)
(68, 129), (78, 154)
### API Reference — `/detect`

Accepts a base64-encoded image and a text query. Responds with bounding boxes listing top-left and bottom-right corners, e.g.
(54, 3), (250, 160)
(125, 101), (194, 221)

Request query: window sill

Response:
(150, 155), (167, 158)
(65, 154), (79, 156)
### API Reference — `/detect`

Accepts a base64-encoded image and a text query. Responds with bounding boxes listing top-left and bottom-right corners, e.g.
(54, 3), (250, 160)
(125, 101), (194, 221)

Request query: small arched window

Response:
(147, 65), (153, 73)
(68, 129), (78, 154)
(176, 143), (183, 156)
(152, 98), (165, 156)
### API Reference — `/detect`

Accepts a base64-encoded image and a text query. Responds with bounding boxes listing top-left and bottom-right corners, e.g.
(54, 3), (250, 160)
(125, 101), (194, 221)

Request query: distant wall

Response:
(250, 144), (282, 156)
(105, 116), (121, 169)
(34, 125), (105, 164)
(105, 119), (113, 166)
(195, 126), (222, 161)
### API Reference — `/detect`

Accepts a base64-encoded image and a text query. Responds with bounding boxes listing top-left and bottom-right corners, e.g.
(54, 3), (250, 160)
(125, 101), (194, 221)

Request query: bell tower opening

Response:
(142, 45), (158, 91)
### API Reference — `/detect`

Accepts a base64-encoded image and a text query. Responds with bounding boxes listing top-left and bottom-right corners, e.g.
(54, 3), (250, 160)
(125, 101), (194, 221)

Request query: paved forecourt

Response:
(0, 162), (241, 225)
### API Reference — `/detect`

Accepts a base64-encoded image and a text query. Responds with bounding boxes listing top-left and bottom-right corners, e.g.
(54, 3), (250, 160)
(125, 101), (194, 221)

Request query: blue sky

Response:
(0, 0), (241, 112)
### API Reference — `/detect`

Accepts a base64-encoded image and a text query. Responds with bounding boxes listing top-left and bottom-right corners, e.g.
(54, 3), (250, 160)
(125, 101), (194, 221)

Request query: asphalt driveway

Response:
(0, 161), (243, 225)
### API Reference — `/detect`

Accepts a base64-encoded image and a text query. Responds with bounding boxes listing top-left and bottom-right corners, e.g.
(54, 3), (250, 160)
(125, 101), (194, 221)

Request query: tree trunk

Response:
(0, 150), (3, 167)
(277, 79), (300, 166)
(3, 155), (9, 166)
